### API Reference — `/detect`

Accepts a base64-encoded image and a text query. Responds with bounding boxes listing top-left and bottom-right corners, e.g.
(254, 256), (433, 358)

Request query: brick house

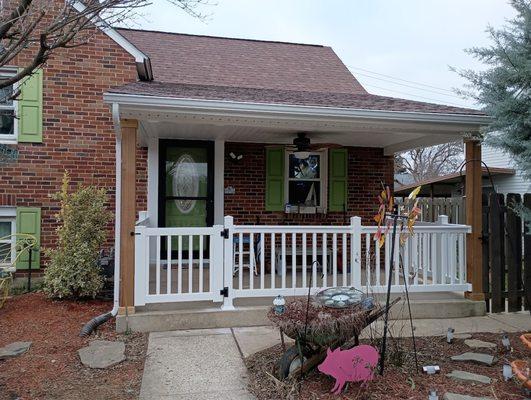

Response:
(0, 8), (490, 327)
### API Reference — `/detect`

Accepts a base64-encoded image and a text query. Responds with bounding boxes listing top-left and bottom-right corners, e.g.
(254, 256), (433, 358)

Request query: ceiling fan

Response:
(286, 132), (342, 159)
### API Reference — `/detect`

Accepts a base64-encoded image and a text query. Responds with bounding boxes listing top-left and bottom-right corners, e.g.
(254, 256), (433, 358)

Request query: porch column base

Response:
(465, 292), (485, 301)
(117, 306), (136, 315)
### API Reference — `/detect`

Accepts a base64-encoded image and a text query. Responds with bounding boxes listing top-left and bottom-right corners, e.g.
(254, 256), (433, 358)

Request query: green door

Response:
(159, 140), (214, 253)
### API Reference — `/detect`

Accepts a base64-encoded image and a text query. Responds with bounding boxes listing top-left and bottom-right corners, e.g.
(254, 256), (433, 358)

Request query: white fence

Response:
(134, 215), (471, 308)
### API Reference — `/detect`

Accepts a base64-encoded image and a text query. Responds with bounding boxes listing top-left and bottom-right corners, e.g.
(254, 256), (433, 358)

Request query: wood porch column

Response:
(119, 119), (138, 314)
(465, 137), (484, 301)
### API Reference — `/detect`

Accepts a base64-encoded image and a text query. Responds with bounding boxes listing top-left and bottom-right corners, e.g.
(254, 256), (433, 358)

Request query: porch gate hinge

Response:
(220, 287), (229, 297)
(221, 228), (229, 239)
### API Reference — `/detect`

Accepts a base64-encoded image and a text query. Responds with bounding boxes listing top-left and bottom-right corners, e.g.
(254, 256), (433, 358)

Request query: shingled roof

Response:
(111, 29), (484, 116)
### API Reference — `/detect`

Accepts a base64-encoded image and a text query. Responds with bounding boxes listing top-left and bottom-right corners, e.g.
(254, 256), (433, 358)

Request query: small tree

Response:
(44, 172), (111, 299)
(395, 141), (464, 182)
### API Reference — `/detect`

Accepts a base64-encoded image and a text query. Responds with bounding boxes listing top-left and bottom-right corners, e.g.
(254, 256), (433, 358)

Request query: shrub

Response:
(44, 172), (111, 299)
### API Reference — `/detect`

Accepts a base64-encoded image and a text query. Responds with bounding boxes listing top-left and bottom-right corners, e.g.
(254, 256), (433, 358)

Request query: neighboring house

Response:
(0, 4), (492, 322)
(394, 145), (529, 198)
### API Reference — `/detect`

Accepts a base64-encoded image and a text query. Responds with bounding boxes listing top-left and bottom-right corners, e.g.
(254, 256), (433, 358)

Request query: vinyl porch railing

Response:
(134, 215), (471, 308)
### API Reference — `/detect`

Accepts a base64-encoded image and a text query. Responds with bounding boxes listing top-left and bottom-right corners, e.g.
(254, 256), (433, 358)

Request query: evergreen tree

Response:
(454, 0), (530, 221)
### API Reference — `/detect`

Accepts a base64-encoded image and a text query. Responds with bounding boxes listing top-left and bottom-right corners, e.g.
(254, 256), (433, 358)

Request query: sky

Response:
(131, 0), (517, 109)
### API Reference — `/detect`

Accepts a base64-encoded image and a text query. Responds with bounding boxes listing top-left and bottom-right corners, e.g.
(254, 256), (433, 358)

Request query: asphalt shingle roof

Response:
(113, 29), (485, 116)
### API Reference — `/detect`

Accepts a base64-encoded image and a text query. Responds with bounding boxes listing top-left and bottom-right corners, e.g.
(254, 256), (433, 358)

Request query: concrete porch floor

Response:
(117, 291), (486, 333)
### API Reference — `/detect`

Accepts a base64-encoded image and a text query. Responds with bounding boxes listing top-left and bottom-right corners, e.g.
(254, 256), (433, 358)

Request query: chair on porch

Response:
(232, 235), (261, 276)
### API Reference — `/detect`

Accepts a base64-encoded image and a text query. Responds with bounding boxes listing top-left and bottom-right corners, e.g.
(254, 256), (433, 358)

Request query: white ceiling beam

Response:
(383, 134), (463, 155)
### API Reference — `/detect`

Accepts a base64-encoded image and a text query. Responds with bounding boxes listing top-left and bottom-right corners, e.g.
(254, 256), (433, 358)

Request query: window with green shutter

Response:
(18, 69), (43, 143)
(265, 147), (285, 211)
(15, 207), (41, 270)
(328, 148), (348, 212)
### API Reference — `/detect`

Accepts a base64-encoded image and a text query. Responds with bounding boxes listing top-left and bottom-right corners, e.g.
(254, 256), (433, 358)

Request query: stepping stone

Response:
(443, 393), (493, 400)
(454, 333), (472, 340)
(451, 352), (496, 366)
(78, 340), (125, 369)
(0, 342), (32, 360)
(446, 370), (492, 385)
(464, 339), (496, 349)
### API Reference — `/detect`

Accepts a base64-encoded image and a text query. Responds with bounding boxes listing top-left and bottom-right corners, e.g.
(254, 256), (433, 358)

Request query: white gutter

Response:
(111, 103), (121, 317)
(103, 92), (491, 126)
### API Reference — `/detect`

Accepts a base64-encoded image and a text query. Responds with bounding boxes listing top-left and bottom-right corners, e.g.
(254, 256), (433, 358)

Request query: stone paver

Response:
(0, 342), (31, 360)
(446, 370), (492, 384)
(464, 339), (496, 349)
(232, 326), (294, 358)
(78, 340), (125, 369)
(454, 333), (472, 340)
(451, 352), (496, 366)
(443, 393), (493, 400)
(140, 329), (253, 400)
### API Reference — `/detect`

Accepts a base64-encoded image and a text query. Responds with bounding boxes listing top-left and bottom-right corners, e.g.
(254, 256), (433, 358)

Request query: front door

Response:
(159, 140), (214, 230)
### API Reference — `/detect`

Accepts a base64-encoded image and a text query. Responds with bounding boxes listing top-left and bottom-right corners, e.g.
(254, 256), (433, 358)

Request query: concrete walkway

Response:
(139, 313), (530, 399)
(139, 329), (254, 400)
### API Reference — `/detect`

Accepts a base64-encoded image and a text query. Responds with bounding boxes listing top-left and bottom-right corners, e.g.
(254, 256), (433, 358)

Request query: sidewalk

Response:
(139, 313), (530, 399)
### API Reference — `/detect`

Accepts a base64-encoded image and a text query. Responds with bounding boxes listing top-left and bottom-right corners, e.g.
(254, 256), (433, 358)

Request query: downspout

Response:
(80, 103), (122, 336)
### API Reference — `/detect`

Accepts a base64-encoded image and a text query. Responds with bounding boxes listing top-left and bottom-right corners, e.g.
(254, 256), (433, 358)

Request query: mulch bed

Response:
(246, 331), (530, 399)
(0, 293), (147, 400)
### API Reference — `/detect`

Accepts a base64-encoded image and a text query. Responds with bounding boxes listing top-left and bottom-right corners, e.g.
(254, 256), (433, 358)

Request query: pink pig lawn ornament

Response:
(317, 345), (379, 395)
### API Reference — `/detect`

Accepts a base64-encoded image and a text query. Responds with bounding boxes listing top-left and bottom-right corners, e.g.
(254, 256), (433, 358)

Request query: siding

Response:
(483, 145), (531, 194)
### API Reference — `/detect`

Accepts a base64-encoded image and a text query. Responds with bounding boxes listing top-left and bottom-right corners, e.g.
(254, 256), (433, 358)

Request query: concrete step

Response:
(116, 294), (486, 333)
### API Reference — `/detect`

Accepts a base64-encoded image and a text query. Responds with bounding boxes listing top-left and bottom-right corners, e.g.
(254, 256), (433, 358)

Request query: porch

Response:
(104, 90), (489, 330)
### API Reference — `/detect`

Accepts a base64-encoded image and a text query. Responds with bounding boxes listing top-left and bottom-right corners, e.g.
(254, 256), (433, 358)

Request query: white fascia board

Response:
(103, 92), (491, 126)
(72, 2), (151, 78)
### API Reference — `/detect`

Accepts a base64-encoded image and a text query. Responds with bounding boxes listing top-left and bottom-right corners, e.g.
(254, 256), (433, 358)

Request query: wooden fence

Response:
(396, 197), (465, 224)
(482, 192), (530, 312)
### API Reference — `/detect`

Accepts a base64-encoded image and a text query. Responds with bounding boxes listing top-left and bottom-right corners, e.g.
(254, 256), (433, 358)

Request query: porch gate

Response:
(134, 215), (471, 307)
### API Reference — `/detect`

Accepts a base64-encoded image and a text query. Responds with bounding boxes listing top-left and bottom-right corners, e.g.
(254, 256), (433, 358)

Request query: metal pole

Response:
(27, 248), (32, 293)
(379, 208), (398, 375)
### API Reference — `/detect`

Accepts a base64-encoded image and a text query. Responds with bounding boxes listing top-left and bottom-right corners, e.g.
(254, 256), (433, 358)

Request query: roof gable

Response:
(116, 29), (366, 94)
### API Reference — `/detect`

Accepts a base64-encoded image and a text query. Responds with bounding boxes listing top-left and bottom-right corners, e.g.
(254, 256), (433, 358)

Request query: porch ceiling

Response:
(106, 94), (490, 155)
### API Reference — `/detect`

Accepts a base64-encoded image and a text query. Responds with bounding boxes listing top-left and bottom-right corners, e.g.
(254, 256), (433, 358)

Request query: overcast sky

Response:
(133, 0), (516, 109)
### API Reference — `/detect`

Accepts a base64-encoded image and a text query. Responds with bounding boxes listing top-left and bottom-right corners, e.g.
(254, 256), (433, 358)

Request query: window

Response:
(285, 150), (327, 212)
(0, 70), (16, 142)
(0, 218), (15, 267)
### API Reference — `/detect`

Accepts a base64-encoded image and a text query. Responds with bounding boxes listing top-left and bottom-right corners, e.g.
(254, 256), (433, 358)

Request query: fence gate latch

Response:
(221, 228), (229, 239)
(220, 287), (229, 297)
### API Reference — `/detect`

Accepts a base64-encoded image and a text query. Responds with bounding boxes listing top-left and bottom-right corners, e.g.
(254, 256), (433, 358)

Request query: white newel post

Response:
(351, 216), (362, 289)
(437, 215), (449, 283)
(222, 216), (235, 310)
(212, 224), (225, 302)
(134, 225), (147, 307)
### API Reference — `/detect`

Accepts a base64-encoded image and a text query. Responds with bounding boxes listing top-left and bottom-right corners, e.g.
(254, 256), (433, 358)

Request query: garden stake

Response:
(299, 260), (318, 382)
(399, 251), (419, 373)
(279, 328), (286, 352)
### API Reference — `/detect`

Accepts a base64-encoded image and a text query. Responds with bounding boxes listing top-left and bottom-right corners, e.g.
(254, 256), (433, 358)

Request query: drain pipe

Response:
(80, 103), (122, 336)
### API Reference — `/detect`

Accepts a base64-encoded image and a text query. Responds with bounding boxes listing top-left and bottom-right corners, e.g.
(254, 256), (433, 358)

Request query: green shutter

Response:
(265, 147), (285, 211)
(329, 148), (348, 212)
(16, 207), (41, 270)
(18, 68), (43, 143)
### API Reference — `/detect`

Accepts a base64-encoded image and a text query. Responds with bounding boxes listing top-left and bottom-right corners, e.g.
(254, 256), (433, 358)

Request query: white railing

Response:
(133, 215), (471, 307)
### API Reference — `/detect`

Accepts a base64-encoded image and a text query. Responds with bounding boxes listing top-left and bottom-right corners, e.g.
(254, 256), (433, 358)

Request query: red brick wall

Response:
(224, 142), (394, 225)
(0, 26), (148, 270)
